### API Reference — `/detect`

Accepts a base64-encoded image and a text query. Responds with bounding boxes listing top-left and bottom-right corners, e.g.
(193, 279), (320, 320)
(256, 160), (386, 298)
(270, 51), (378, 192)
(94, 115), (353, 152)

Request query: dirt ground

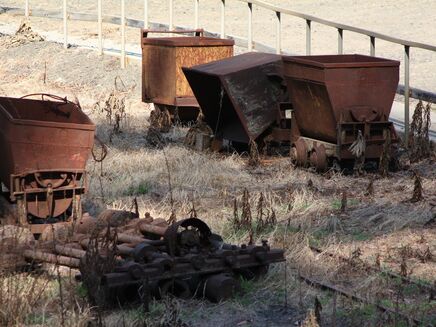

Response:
(0, 14), (435, 327)
(1, 0), (436, 91)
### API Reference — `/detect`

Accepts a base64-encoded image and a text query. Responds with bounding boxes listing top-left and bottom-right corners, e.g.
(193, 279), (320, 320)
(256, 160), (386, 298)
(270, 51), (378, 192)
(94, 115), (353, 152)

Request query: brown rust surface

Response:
(141, 35), (233, 107)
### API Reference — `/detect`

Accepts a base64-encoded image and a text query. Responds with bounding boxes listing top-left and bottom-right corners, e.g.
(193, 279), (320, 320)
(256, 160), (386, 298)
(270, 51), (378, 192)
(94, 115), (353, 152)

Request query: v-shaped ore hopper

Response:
(183, 52), (288, 143)
(283, 54), (400, 144)
(283, 54), (400, 171)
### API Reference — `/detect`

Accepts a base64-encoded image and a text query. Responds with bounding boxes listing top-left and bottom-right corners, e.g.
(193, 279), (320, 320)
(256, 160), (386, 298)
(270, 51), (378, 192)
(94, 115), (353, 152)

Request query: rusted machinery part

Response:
(28, 197), (73, 220)
(39, 222), (74, 242)
(74, 209), (138, 235)
(97, 209), (137, 228)
(309, 145), (328, 172)
(202, 273), (240, 303)
(137, 220), (168, 236)
(123, 215), (154, 230)
(76, 232), (147, 247)
(164, 218), (212, 256)
(55, 244), (86, 259)
(292, 139), (308, 166)
(18, 172), (83, 219)
(132, 243), (156, 262)
(116, 244), (136, 257)
(74, 214), (98, 234)
(23, 249), (80, 268)
(117, 232), (153, 245)
(20, 93), (82, 110)
(158, 279), (192, 299)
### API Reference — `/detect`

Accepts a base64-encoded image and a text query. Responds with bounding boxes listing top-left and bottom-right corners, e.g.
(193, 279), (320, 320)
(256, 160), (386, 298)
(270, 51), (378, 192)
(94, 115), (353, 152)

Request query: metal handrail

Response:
(238, 0), (436, 52)
(4, 0), (436, 143)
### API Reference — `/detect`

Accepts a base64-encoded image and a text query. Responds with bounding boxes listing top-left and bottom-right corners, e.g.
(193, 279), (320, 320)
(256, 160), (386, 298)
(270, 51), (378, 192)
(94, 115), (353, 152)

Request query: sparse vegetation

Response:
(0, 20), (435, 327)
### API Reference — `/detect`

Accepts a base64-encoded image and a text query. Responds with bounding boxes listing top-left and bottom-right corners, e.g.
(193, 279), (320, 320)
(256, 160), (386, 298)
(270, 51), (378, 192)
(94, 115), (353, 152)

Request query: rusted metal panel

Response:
(141, 30), (234, 108)
(183, 52), (288, 143)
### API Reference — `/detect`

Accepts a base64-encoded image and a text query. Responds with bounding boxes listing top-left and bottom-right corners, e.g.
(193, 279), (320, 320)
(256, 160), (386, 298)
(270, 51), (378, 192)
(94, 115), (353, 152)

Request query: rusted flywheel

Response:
(309, 145), (328, 172)
(164, 218), (212, 256)
(291, 139), (308, 166)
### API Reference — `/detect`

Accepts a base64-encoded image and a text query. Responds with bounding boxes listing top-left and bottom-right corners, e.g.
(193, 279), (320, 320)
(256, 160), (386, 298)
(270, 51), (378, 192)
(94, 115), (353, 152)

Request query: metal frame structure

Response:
(8, 0), (436, 143)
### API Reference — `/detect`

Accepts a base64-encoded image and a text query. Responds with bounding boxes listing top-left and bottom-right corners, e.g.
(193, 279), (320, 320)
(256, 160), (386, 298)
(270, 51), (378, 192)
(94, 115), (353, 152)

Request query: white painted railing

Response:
(4, 0), (436, 143)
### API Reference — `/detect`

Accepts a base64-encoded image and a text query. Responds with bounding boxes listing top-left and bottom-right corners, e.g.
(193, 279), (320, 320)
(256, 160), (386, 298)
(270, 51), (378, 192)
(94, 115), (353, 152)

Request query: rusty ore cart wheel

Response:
(164, 218), (212, 256)
(309, 145), (328, 172)
(292, 139), (308, 166)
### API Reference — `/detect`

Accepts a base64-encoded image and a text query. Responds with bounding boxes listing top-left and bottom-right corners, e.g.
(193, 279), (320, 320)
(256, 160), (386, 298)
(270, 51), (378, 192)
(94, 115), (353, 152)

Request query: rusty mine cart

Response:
(184, 53), (400, 171)
(141, 29), (234, 121)
(0, 94), (95, 235)
(283, 54), (400, 171)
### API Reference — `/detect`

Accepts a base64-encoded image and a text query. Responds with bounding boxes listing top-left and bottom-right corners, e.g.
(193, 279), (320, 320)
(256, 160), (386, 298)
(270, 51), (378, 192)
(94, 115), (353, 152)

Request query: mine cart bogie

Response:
(0, 95), (95, 234)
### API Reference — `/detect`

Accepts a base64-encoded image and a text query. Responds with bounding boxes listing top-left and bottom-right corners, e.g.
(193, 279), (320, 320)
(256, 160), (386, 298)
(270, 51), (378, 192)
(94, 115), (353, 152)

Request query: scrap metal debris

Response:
(2, 213), (285, 307)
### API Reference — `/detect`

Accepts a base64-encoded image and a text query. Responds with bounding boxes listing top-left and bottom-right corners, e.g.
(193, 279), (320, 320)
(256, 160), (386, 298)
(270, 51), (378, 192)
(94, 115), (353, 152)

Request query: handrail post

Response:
(306, 19), (311, 55)
(63, 0), (68, 49)
(120, 0), (126, 68)
(247, 2), (253, 51)
(370, 36), (375, 56)
(220, 0), (225, 38)
(98, 0), (102, 55)
(194, 0), (199, 29)
(275, 11), (281, 54)
(169, 0), (174, 30)
(337, 28), (343, 54)
(144, 0), (149, 29)
(404, 45), (410, 146)
(25, 0), (29, 17)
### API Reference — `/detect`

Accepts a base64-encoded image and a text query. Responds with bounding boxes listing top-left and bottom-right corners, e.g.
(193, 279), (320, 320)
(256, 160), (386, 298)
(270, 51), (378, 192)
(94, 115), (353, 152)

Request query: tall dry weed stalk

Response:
(409, 101), (432, 162)
(248, 139), (260, 167)
(80, 225), (118, 308)
(410, 171), (423, 202)
(379, 128), (391, 176)
(231, 189), (277, 233)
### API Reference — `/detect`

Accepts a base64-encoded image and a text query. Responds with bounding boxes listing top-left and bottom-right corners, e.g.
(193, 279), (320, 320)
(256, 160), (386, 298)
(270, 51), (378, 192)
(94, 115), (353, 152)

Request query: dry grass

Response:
(0, 34), (435, 325)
